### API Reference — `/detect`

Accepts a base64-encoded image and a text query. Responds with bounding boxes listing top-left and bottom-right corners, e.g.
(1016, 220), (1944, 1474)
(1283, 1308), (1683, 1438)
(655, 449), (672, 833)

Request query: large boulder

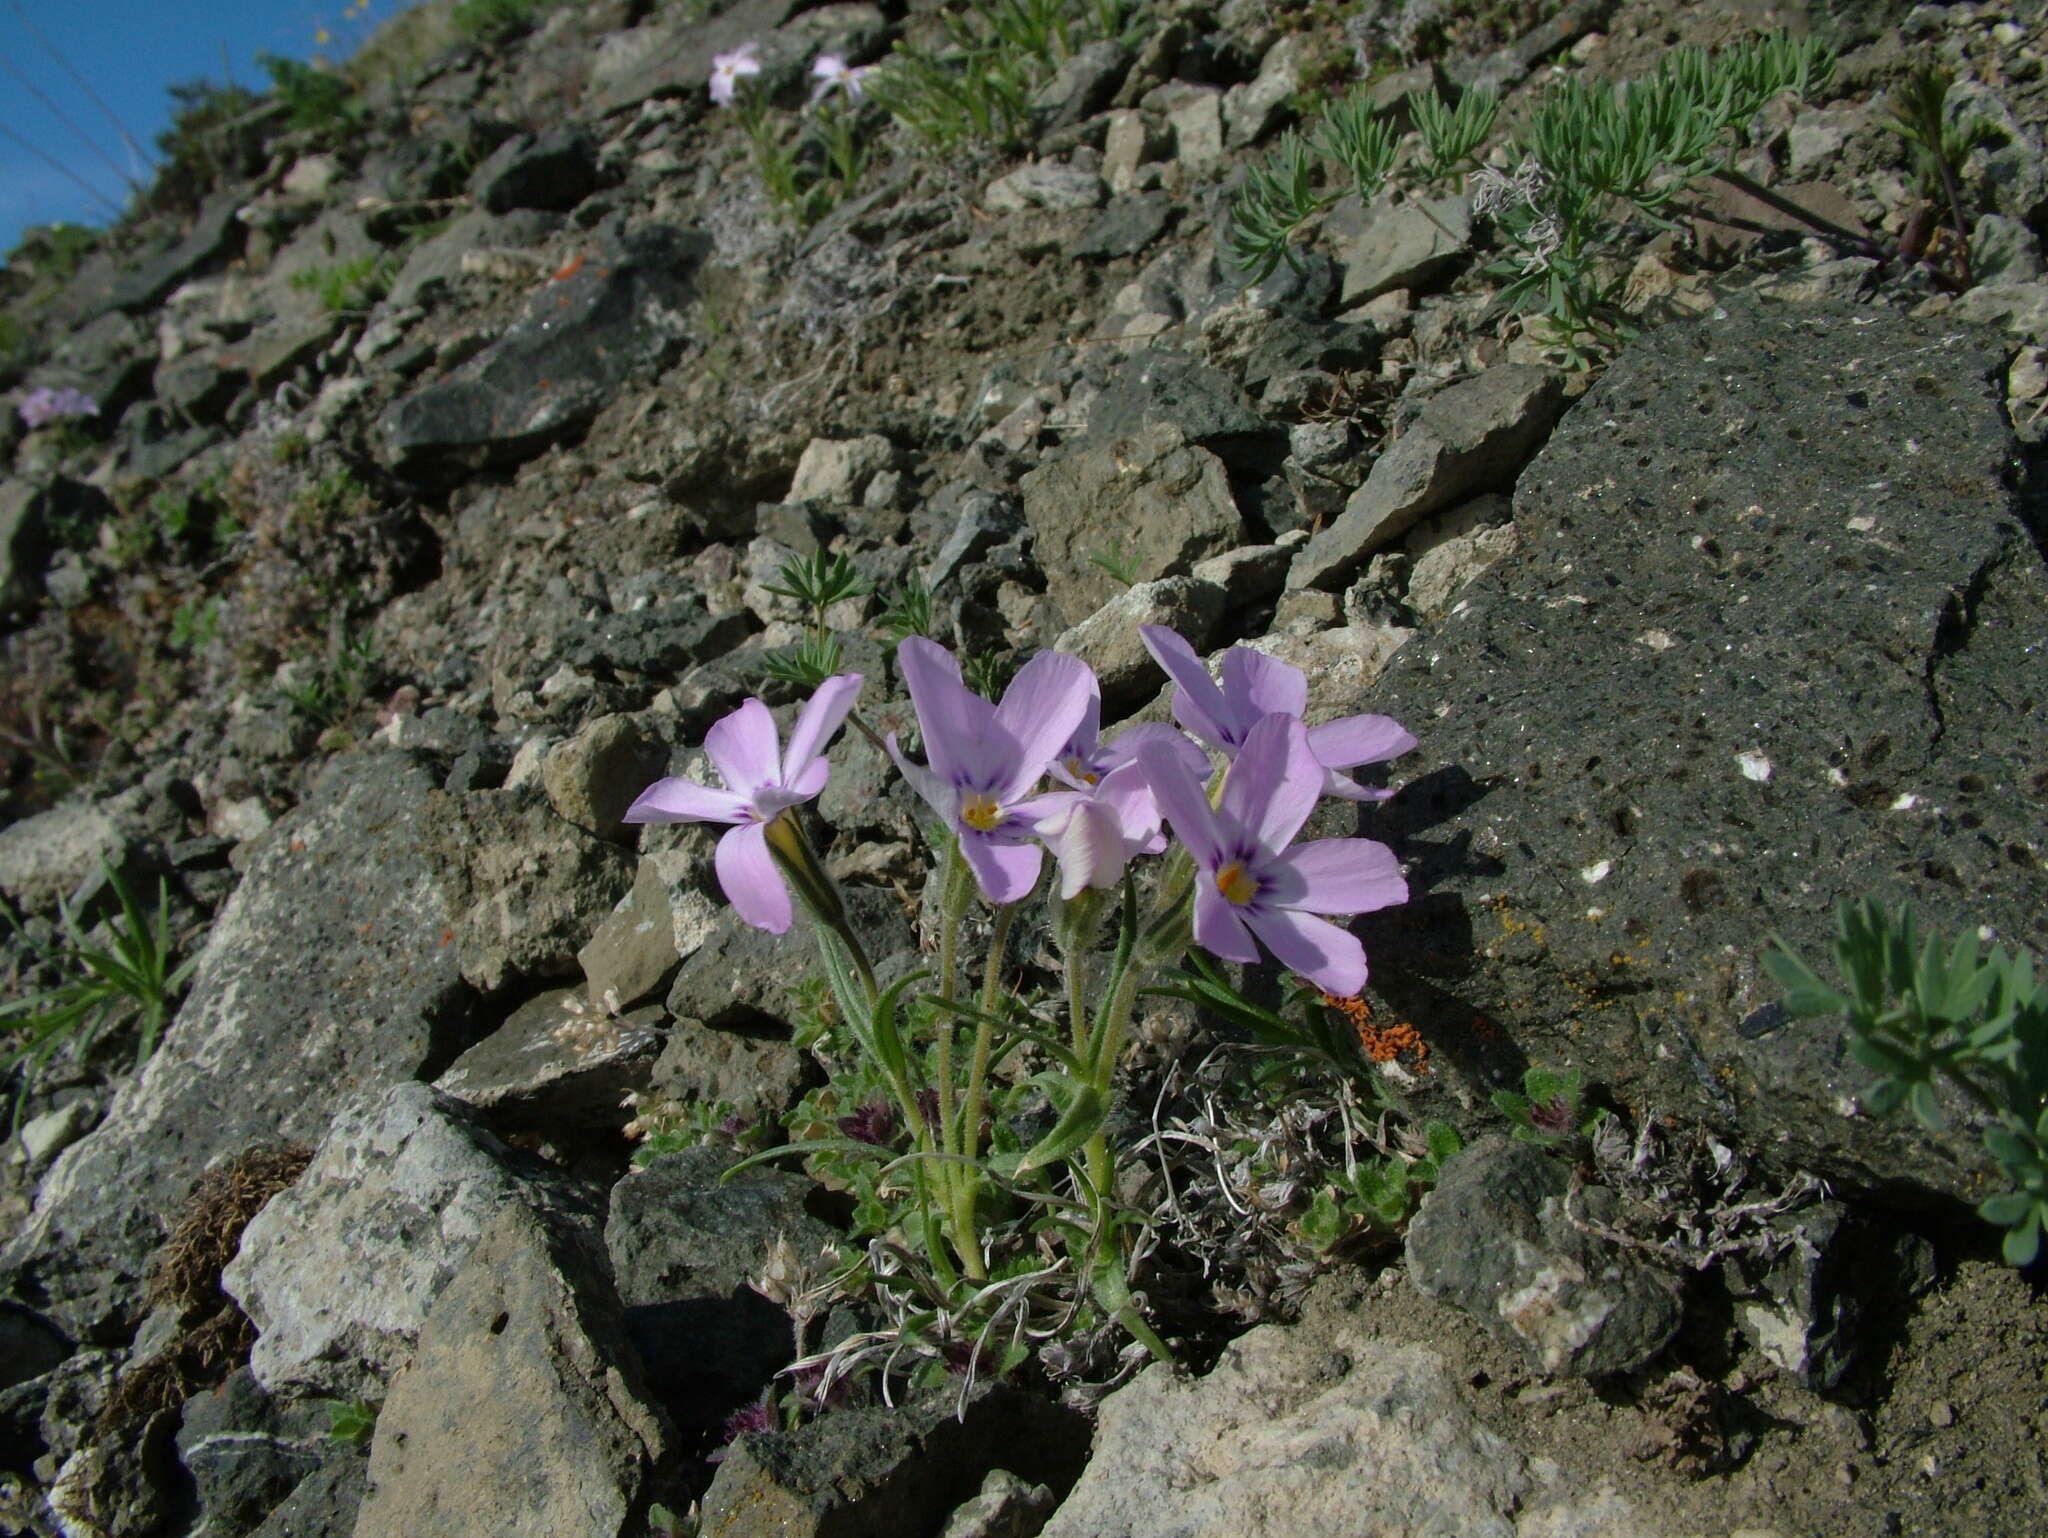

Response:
(376, 225), (709, 475)
(1357, 294), (2048, 1208)
(0, 755), (476, 1342)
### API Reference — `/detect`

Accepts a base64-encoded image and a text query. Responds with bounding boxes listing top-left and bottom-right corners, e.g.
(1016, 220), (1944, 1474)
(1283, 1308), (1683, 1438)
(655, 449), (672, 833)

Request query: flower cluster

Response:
(17, 386), (98, 430)
(705, 42), (876, 108)
(626, 628), (1411, 996)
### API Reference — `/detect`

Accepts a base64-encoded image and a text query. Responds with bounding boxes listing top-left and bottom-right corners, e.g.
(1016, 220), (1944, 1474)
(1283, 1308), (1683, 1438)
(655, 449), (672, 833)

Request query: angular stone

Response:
(1407, 1137), (1683, 1378)
(1290, 365), (1564, 590)
(1190, 539), (1299, 610)
(424, 784), (635, 994)
(1054, 576), (1227, 716)
(1152, 82), (1223, 169)
(984, 162), (1107, 215)
(1069, 191), (1176, 261)
(1401, 493), (1519, 615)
(247, 1458), (366, 1538)
(1224, 34), (1308, 149)
(1022, 422), (1243, 628)
(377, 225), (708, 475)
(1, 756), (473, 1343)
(435, 990), (664, 1132)
(542, 714), (668, 841)
(700, 1383), (1088, 1538)
(1356, 295), (2047, 1206)
(667, 886), (913, 1032)
(106, 186), (248, 313)
(788, 433), (897, 503)
(471, 127), (601, 215)
(222, 1082), (601, 1400)
(605, 1147), (840, 1437)
(175, 1367), (330, 1538)
(0, 801), (127, 912)
(1042, 1305), (1651, 1537)
(1326, 192), (1471, 305)
(1031, 40), (1129, 132)
(577, 855), (705, 1012)
(1082, 348), (1268, 460)
(353, 1203), (668, 1538)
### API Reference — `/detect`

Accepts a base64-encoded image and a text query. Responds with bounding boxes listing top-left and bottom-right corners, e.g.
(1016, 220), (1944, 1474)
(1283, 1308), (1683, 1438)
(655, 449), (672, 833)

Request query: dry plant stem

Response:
(1708, 167), (1886, 260)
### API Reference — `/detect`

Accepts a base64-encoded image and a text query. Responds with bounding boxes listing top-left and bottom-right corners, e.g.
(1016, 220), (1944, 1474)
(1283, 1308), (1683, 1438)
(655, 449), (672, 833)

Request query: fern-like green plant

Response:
(1, 868), (201, 1133)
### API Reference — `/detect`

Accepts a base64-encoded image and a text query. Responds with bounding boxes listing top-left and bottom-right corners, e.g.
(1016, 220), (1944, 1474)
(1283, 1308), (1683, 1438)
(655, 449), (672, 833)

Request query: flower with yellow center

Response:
(1214, 860), (1259, 906)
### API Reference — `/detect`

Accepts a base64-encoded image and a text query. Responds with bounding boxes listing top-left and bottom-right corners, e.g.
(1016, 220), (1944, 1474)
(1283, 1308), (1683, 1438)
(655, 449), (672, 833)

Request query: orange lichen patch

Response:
(551, 252), (587, 282)
(1320, 992), (1430, 1072)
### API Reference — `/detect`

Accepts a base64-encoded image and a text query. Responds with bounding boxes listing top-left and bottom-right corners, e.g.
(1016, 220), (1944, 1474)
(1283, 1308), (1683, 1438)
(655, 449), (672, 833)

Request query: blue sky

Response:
(0, 1), (392, 253)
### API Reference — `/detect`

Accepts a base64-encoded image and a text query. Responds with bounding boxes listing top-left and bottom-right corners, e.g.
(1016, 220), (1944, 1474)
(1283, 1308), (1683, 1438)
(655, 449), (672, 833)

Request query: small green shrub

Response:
(451, 0), (546, 44)
(1492, 1065), (1607, 1146)
(259, 53), (359, 140)
(1768, 899), (2048, 1265)
(288, 255), (393, 315)
(1, 868), (201, 1133)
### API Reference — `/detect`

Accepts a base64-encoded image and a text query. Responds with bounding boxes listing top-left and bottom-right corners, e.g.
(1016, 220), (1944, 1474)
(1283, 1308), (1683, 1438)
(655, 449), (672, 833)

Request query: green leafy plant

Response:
(1298, 1120), (1463, 1251)
(323, 1397), (379, 1448)
(879, 573), (936, 645)
(1087, 547), (1141, 588)
(1492, 1065), (1607, 1146)
(1, 868), (201, 1133)
(1767, 899), (2048, 1265)
(259, 53), (359, 141)
(450, 0), (548, 45)
(289, 255), (393, 315)
(1885, 65), (2001, 284)
(278, 623), (381, 729)
(761, 550), (872, 688)
(168, 598), (222, 656)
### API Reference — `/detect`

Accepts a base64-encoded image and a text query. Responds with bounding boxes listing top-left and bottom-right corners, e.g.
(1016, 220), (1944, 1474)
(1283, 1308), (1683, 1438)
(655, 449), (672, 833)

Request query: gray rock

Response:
(1356, 295), (2047, 1206)
(1190, 539), (1299, 610)
(0, 477), (113, 621)
(1082, 347), (1269, 461)
(222, 1082), (601, 1400)
(1, 756), (473, 1343)
(940, 1468), (1056, 1538)
(0, 1302), (68, 1393)
(1407, 1137), (1683, 1378)
(1402, 493), (1519, 616)
(471, 128), (601, 214)
(700, 1382), (1088, 1538)
(542, 714), (668, 841)
(578, 855), (706, 1013)
(645, 1016), (810, 1122)
(1069, 191), (1176, 261)
(352, 1203), (668, 1538)
(0, 801), (127, 912)
(1327, 192), (1471, 305)
(246, 1457), (365, 1538)
(1053, 576), (1227, 716)
(787, 434), (897, 504)
(175, 1367), (329, 1538)
(107, 186), (248, 313)
(1223, 33), (1307, 149)
(1040, 1309), (1651, 1538)
(605, 1146), (840, 1435)
(1031, 40), (1129, 133)
(1101, 109), (1166, 194)
(385, 206), (563, 309)
(1726, 1201), (1934, 1392)
(1022, 422), (1243, 627)
(1290, 365), (1564, 590)
(929, 488), (1023, 593)
(17, 1098), (98, 1170)
(425, 783), (635, 994)
(1152, 82), (1223, 170)
(435, 990), (664, 1132)
(556, 600), (755, 684)
(1972, 212), (2045, 285)
(1952, 278), (2048, 341)
(377, 225), (707, 475)
(667, 885), (913, 1032)
(984, 162), (1108, 216)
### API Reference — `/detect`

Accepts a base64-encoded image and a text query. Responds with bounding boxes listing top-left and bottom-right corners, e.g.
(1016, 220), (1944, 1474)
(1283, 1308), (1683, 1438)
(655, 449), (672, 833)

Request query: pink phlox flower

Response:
(621, 673), (863, 934)
(1138, 625), (1417, 802)
(810, 53), (876, 102)
(17, 386), (98, 429)
(1021, 698), (1210, 897)
(886, 637), (1095, 903)
(709, 40), (762, 105)
(1138, 711), (1408, 996)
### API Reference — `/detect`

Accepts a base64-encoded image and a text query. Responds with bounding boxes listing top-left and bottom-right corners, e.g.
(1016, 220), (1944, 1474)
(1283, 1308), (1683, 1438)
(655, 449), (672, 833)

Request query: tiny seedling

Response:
(1492, 1065), (1607, 1146)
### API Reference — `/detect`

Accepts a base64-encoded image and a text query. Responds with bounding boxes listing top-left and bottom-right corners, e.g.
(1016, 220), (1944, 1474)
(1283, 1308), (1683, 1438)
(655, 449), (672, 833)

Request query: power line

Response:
(0, 116), (125, 219)
(5, 0), (148, 179)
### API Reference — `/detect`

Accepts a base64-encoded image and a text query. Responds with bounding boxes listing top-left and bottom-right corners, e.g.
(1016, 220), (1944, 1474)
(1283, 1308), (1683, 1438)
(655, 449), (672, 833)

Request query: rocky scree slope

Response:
(0, 1), (2046, 1536)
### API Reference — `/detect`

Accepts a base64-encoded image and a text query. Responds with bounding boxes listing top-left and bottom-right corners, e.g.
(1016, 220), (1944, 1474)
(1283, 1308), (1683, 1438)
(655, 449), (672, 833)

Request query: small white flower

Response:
(710, 41), (762, 106)
(810, 53), (875, 103)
